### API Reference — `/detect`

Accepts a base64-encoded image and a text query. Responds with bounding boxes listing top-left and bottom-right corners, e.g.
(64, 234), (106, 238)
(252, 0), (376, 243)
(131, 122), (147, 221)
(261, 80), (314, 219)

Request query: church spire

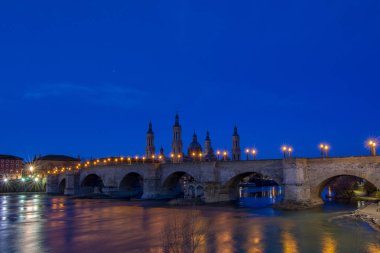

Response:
(172, 113), (183, 161)
(232, 125), (241, 160)
(233, 124), (239, 136)
(204, 130), (215, 161)
(146, 121), (155, 159)
(174, 113), (180, 127)
(147, 120), (153, 134)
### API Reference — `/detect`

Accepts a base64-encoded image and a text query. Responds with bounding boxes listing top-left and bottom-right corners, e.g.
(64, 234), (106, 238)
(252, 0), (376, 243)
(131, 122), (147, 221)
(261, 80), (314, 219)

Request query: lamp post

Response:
(199, 153), (202, 162)
(282, 146), (287, 158)
(324, 145), (329, 158)
(368, 140), (377, 156)
(288, 147), (293, 158)
(245, 149), (250, 160)
(216, 151), (220, 160)
(251, 149), (257, 160)
(223, 151), (227, 161)
(170, 153), (174, 163)
(320, 144), (325, 158)
(177, 154), (181, 163)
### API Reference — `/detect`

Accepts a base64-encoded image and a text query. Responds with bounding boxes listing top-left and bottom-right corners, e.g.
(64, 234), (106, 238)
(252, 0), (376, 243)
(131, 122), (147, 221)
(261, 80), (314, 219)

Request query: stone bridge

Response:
(46, 156), (380, 208)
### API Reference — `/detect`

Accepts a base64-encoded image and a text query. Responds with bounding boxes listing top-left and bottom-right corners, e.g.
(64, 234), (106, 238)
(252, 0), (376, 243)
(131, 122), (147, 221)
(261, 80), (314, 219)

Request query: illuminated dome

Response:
(187, 132), (202, 157)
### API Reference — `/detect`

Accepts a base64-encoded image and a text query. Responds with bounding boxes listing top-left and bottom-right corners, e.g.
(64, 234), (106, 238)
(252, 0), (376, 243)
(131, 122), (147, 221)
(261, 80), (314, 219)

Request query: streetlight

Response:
(216, 151), (221, 160)
(198, 153), (202, 162)
(177, 154), (181, 163)
(245, 149), (250, 160)
(282, 146), (287, 158)
(251, 149), (257, 160)
(223, 151), (227, 161)
(170, 153), (174, 163)
(288, 147), (293, 158)
(324, 145), (329, 158)
(319, 144), (325, 158)
(368, 140), (377, 156)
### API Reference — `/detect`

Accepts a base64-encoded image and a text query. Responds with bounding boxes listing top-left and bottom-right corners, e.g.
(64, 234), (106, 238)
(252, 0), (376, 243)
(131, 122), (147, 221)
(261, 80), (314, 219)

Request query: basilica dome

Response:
(187, 132), (202, 157)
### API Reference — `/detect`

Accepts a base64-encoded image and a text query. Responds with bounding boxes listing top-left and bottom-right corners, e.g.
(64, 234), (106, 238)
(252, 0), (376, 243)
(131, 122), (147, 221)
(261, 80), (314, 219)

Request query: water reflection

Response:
(0, 194), (379, 252)
(239, 186), (283, 207)
(282, 231), (299, 253)
(322, 233), (337, 253)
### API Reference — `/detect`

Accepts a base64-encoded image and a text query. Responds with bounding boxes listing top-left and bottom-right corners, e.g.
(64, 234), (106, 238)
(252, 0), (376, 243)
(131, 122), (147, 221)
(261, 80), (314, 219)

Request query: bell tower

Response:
(146, 121), (155, 159)
(171, 113), (183, 161)
(232, 125), (241, 161)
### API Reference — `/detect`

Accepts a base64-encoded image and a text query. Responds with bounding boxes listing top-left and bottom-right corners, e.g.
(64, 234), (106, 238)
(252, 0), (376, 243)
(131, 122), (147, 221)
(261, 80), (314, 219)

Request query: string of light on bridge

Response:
(46, 138), (378, 176)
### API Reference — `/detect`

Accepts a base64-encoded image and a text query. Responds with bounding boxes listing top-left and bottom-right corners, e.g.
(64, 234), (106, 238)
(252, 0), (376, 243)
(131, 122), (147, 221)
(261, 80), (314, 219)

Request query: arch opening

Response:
(319, 175), (378, 203)
(58, 179), (66, 194)
(81, 174), (104, 194)
(227, 172), (283, 207)
(119, 173), (144, 198)
(162, 172), (195, 199)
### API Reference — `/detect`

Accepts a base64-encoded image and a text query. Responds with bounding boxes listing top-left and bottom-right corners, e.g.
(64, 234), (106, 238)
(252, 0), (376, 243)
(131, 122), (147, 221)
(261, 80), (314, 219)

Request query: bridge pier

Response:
(280, 159), (323, 209)
(141, 164), (162, 199)
(203, 182), (232, 203)
(46, 175), (60, 194)
(64, 172), (80, 195)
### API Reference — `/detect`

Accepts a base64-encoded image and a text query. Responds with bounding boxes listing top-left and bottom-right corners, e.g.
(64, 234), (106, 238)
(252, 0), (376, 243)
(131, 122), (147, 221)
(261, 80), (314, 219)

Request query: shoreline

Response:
(352, 203), (380, 232)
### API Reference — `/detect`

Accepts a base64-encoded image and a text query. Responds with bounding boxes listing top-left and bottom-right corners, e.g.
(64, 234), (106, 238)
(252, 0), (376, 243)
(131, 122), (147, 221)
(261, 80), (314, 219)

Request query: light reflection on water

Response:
(0, 193), (379, 253)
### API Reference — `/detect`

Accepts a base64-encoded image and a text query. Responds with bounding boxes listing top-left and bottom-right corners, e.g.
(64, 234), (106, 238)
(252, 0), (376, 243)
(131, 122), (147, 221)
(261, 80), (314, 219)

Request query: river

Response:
(0, 191), (379, 253)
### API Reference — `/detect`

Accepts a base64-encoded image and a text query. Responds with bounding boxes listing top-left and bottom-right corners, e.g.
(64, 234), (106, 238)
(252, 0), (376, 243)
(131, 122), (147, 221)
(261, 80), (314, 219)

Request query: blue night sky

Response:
(0, 1), (379, 161)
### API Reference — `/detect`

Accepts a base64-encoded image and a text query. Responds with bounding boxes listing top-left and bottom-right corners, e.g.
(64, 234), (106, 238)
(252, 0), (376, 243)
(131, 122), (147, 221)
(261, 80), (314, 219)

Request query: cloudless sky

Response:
(0, 0), (379, 161)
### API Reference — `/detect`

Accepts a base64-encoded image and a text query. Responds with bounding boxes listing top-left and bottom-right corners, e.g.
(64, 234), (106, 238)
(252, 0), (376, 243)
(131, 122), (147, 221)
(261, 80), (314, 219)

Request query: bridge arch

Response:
(224, 171), (281, 201)
(162, 171), (196, 198)
(119, 172), (144, 198)
(81, 174), (104, 193)
(312, 173), (378, 202)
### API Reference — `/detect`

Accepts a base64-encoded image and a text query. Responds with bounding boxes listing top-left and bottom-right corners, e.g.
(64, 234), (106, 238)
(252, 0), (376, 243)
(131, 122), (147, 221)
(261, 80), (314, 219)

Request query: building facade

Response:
(0, 155), (24, 179)
(30, 155), (80, 176)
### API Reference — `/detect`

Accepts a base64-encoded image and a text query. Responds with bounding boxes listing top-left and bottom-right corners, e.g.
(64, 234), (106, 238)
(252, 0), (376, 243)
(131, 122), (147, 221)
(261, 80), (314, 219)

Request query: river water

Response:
(0, 192), (379, 253)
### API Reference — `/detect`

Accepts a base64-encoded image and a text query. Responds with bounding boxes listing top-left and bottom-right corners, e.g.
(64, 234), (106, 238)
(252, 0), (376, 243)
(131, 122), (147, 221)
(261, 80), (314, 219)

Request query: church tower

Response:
(204, 130), (216, 161)
(146, 121), (155, 159)
(232, 125), (241, 161)
(171, 114), (183, 161)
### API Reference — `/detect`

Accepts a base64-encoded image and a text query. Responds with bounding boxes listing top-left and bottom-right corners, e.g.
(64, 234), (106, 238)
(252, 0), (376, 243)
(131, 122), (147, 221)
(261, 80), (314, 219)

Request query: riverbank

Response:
(353, 203), (380, 232)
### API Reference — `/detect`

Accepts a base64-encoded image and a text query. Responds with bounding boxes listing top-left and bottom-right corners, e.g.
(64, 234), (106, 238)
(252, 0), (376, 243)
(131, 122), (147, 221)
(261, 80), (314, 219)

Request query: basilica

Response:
(145, 114), (241, 162)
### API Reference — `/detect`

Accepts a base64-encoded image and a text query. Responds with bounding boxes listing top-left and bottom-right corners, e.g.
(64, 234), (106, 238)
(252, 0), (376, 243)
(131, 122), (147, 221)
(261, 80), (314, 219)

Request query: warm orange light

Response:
(252, 149), (256, 154)
(108, 158), (111, 161)
(324, 145), (329, 150)
(223, 151), (227, 156)
(170, 153), (174, 158)
(158, 155), (162, 160)
(115, 158), (118, 162)
(246, 149), (250, 153)
(282, 146), (287, 151)
(199, 153), (202, 157)
(177, 154), (181, 158)
(217, 150), (220, 155)
(142, 156), (146, 160)
(320, 144), (325, 149)
(152, 155), (155, 159)
(288, 148), (293, 152)
(192, 152), (195, 157)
